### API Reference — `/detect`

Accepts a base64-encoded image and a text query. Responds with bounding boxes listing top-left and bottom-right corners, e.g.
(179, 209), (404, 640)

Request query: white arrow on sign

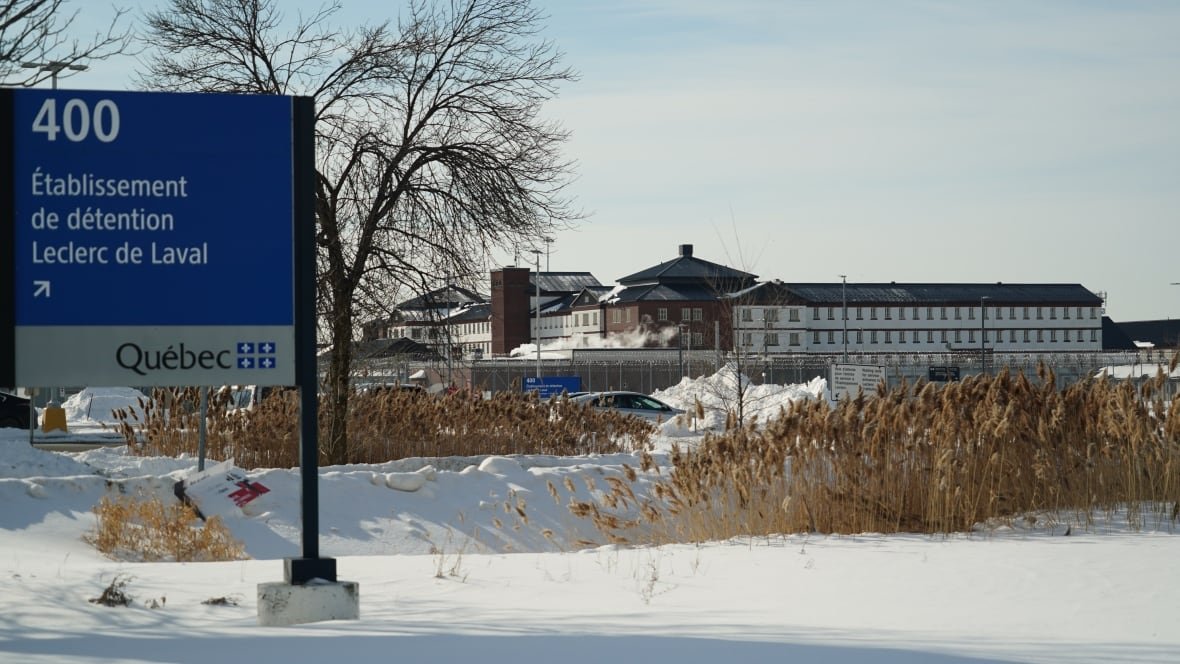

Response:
(33, 281), (51, 298)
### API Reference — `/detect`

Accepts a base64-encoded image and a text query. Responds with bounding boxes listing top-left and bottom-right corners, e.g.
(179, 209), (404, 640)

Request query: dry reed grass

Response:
(114, 388), (653, 469)
(88, 494), (247, 562)
(578, 357), (1180, 542)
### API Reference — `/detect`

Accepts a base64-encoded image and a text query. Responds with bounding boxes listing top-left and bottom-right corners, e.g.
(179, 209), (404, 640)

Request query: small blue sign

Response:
(523, 376), (582, 398)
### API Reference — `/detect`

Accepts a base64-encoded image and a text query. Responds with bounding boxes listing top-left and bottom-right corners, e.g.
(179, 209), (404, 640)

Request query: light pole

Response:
(531, 250), (542, 379)
(980, 295), (991, 377)
(839, 275), (848, 363)
(21, 61), (88, 89)
(543, 237), (554, 272)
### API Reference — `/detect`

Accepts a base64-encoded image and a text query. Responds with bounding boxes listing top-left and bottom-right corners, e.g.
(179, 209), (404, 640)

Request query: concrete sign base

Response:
(257, 581), (359, 627)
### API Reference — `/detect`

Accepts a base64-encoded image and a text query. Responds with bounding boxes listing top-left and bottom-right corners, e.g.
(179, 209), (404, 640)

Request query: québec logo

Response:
(115, 341), (278, 375)
(235, 341), (278, 370)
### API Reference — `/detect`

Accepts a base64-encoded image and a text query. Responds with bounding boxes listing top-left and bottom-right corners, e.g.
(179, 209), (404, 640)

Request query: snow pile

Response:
(61, 387), (147, 425)
(654, 368), (827, 432)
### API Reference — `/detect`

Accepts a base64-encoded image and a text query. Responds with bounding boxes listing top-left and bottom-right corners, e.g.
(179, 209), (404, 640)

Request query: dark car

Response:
(0, 391), (37, 430)
(571, 391), (686, 423)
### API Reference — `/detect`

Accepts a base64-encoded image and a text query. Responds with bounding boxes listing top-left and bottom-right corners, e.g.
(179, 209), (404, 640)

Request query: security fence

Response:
(348, 348), (1174, 396)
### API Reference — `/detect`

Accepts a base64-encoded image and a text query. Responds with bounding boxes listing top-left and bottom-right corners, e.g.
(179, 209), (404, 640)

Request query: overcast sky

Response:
(70, 0), (1180, 321)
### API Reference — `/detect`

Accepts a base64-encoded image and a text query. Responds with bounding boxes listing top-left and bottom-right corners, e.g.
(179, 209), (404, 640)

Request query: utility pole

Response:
(839, 275), (848, 363)
(980, 295), (991, 377)
(21, 61), (88, 89)
(531, 250), (542, 378)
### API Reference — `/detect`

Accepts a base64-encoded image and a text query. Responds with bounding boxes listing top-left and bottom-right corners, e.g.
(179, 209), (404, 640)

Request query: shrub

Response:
(88, 495), (247, 562)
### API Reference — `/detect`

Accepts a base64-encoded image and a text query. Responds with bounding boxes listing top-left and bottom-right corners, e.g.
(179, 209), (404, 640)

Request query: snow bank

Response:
(61, 387), (147, 425)
(653, 368), (827, 431)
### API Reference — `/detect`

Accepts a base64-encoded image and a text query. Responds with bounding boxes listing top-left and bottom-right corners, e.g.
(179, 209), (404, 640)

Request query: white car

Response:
(571, 391), (685, 423)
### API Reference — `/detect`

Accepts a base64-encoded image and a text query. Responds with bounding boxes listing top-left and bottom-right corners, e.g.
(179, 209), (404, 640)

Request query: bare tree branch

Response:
(0, 0), (133, 87)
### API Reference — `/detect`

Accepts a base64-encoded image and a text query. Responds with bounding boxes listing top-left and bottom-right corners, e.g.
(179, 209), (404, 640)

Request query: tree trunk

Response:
(324, 300), (354, 465)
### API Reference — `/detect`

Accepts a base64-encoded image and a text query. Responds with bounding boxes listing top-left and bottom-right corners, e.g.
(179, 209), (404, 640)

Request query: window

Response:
(741, 309), (752, 322)
(996, 308), (1003, 320)
(625, 308), (631, 323)
(742, 332), (752, 346)
(789, 309), (800, 322)
(611, 309), (620, 324)
(885, 307), (893, 320)
(898, 307), (904, 320)
(681, 308), (691, 321)
(592, 312), (598, 325)
(870, 330), (878, 344)
(954, 330), (961, 343)
(926, 306), (933, 320)
(789, 332), (801, 346)
(693, 332), (704, 346)
(856, 307), (863, 320)
(925, 330), (932, 343)
(1037, 307), (1043, 320)
(658, 308), (668, 321)
(954, 307), (961, 320)
(885, 331), (893, 344)
(940, 307), (947, 320)
(871, 307), (878, 320)
(913, 307), (920, 319)
(827, 331), (835, 343)
(812, 307), (820, 320)
(1050, 330), (1056, 342)
(693, 308), (703, 321)
(1091, 329), (1098, 341)
(1076, 306), (1083, 319)
(1009, 306), (1016, 319)
(968, 308), (975, 320)
(1090, 307), (1098, 319)
(968, 330), (975, 343)
(899, 330), (906, 343)
(766, 333), (780, 346)
(1050, 307), (1057, 320)
(940, 330), (947, 343)
(827, 307), (835, 320)
(1023, 307), (1030, 320)
(1037, 330), (1044, 343)
(856, 330), (864, 344)
(766, 308), (780, 322)
(1063, 307), (1069, 319)
(1009, 330), (1016, 343)
(1023, 330), (1030, 343)
(813, 331), (821, 344)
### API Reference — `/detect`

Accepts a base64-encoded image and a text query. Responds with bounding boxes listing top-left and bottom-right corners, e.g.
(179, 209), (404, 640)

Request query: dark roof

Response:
(609, 283), (722, 303)
(618, 245), (756, 287)
(320, 337), (443, 363)
(1112, 319), (1180, 348)
(779, 283), (1103, 306)
(446, 302), (491, 323)
(1101, 317), (1139, 351)
(531, 272), (603, 294)
(396, 284), (486, 310)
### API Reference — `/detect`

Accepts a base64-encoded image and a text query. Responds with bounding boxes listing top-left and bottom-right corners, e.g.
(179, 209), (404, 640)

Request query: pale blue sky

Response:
(70, 0), (1180, 321)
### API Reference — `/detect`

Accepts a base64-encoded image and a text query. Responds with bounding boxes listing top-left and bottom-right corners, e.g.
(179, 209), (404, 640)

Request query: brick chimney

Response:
(491, 267), (531, 355)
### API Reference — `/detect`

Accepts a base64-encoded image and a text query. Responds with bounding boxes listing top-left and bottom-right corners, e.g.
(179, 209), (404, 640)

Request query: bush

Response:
(88, 495), (246, 562)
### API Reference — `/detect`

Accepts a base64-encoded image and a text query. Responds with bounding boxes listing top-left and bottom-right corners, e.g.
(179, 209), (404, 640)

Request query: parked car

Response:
(0, 390), (36, 430)
(571, 391), (685, 423)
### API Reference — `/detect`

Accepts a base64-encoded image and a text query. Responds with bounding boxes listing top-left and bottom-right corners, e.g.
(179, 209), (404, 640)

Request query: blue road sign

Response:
(3, 89), (298, 385)
(12, 90), (293, 326)
(523, 376), (582, 398)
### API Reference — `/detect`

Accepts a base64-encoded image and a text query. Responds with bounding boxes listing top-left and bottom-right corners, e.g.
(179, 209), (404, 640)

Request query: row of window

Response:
(807, 305), (1100, 322)
(741, 328), (1101, 347)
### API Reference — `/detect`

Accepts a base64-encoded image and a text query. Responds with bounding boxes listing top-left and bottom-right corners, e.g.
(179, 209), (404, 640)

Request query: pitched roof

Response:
(530, 272), (603, 294)
(618, 244), (757, 287)
(777, 283), (1103, 306)
(396, 284), (486, 310)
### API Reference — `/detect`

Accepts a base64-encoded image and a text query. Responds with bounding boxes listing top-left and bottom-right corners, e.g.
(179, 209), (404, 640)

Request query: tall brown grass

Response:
(579, 358), (1180, 542)
(114, 388), (653, 469)
(88, 495), (246, 562)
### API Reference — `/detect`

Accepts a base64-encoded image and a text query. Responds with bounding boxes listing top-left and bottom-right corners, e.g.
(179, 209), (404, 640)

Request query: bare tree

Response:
(138, 0), (580, 463)
(0, 0), (132, 86)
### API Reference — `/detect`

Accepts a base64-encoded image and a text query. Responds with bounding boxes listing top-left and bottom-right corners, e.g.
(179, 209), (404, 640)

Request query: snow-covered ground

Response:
(1, 378), (1177, 664)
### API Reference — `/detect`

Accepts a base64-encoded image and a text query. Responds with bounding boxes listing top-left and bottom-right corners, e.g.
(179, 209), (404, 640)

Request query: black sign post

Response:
(285, 96), (336, 585)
